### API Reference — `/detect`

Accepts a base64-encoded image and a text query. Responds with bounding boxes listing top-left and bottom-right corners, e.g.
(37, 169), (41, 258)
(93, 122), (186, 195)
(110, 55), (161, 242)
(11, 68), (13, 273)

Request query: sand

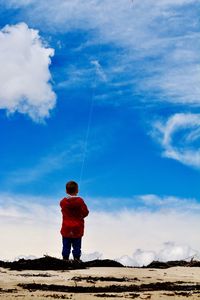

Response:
(1, 265), (200, 299)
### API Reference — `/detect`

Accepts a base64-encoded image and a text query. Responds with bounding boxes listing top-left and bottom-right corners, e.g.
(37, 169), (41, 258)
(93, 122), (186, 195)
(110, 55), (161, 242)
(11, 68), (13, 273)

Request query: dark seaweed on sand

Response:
(18, 281), (200, 294)
(1, 256), (200, 271)
(0, 256), (123, 271)
(145, 260), (200, 269)
(71, 275), (134, 282)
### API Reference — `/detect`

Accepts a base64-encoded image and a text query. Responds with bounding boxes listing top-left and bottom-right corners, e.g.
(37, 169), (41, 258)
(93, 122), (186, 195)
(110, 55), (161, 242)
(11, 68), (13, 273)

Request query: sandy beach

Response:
(1, 263), (200, 299)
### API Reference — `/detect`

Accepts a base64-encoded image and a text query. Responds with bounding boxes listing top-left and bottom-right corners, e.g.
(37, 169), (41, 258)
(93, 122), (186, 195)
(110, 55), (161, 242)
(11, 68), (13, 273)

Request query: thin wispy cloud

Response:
(3, 0), (199, 107)
(152, 113), (200, 169)
(57, 61), (107, 90)
(1, 0), (34, 7)
(2, 141), (84, 186)
(137, 194), (200, 213)
(86, 193), (200, 213)
(91, 60), (107, 82)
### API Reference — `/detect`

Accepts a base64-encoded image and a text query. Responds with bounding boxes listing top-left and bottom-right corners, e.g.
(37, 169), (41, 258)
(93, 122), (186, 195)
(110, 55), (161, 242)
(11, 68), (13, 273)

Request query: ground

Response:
(1, 265), (200, 299)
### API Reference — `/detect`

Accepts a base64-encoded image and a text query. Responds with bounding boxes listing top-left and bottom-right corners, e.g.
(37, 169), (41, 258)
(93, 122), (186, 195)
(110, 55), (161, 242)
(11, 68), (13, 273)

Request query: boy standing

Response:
(60, 181), (89, 261)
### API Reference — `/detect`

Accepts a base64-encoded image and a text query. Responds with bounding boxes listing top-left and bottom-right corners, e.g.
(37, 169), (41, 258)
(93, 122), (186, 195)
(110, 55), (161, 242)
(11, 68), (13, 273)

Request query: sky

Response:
(0, 0), (200, 264)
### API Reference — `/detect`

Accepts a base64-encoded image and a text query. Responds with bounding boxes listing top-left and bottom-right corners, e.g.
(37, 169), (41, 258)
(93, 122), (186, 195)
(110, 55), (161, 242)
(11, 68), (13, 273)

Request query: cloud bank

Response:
(0, 193), (200, 265)
(0, 22), (56, 121)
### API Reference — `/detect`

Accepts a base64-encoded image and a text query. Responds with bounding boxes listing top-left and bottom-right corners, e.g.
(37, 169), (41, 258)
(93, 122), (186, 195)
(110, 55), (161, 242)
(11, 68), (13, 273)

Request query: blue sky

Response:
(0, 0), (200, 204)
(0, 0), (200, 261)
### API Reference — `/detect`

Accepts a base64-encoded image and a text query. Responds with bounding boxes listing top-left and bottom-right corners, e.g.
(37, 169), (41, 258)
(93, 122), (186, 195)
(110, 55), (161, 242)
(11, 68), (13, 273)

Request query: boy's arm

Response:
(60, 198), (64, 208)
(80, 199), (89, 218)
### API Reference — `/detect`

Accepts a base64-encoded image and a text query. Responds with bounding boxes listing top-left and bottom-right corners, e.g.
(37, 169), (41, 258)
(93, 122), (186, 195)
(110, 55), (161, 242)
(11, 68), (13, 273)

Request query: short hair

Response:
(66, 181), (78, 195)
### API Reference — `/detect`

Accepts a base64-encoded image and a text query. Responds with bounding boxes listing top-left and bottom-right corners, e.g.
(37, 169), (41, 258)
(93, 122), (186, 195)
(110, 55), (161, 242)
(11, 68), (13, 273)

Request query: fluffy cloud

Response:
(157, 242), (198, 262)
(0, 23), (56, 121)
(152, 113), (200, 169)
(118, 249), (156, 267)
(0, 193), (200, 263)
(117, 243), (199, 267)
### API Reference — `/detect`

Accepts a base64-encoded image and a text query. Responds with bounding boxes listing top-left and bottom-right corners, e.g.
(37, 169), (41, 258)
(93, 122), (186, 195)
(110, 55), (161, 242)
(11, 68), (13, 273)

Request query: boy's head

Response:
(66, 181), (78, 196)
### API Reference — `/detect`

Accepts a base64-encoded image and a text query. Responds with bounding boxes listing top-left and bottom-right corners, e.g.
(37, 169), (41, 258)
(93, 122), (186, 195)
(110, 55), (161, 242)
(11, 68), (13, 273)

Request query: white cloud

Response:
(14, 255), (37, 261)
(157, 242), (198, 262)
(4, 0), (198, 9)
(91, 60), (107, 82)
(132, 249), (156, 267)
(82, 251), (103, 262)
(152, 113), (200, 169)
(153, 0), (197, 7)
(0, 193), (200, 263)
(138, 194), (200, 211)
(117, 242), (199, 267)
(57, 61), (107, 90)
(144, 64), (200, 105)
(0, 22), (56, 121)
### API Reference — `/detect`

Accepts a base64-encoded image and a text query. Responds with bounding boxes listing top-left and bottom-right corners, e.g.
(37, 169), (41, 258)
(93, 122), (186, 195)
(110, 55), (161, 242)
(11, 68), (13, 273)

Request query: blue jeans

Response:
(62, 237), (82, 259)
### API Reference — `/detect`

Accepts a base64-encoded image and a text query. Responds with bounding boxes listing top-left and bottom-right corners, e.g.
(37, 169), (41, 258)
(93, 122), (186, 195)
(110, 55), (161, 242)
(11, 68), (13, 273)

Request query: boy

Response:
(60, 181), (89, 261)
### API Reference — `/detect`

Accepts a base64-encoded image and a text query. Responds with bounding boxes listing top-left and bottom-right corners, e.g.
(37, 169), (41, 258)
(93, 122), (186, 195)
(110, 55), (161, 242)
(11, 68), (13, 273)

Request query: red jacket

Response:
(60, 196), (89, 238)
